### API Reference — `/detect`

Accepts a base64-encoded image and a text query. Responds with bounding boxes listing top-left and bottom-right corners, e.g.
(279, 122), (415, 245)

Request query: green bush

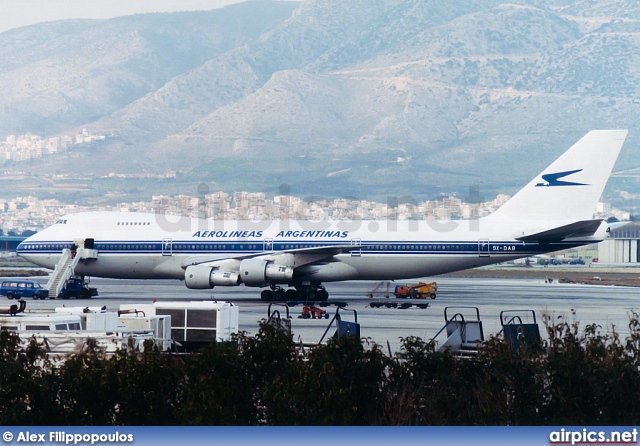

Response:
(2, 315), (640, 426)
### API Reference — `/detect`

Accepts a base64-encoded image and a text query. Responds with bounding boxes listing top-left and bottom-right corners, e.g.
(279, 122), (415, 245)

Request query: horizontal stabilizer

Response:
(515, 220), (604, 242)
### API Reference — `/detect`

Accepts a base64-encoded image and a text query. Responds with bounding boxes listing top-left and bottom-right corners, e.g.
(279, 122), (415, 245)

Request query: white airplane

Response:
(17, 130), (628, 301)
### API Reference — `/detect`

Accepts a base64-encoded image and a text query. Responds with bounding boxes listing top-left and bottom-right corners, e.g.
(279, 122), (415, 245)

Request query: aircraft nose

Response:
(16, 240), (28, 254)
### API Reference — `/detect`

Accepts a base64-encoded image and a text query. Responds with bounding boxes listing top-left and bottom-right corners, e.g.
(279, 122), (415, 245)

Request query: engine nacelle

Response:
(211, 270), (241, 286)
(185, 265), (240, 289)
(239, 259), (268, 286)
(239, 258), (294, 287)
(265, 263), (294, 283)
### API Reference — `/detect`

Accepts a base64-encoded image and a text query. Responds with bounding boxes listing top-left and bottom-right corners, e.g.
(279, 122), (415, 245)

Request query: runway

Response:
(14, 276), (640, 353)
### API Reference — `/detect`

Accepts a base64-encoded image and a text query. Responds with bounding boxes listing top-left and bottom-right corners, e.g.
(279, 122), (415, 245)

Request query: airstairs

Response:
(432, 307), (485, 357)
(45, 249), (81, 299)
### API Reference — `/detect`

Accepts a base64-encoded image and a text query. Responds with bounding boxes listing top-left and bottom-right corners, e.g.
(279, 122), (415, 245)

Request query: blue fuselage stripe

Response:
(16, 240), (585, 256)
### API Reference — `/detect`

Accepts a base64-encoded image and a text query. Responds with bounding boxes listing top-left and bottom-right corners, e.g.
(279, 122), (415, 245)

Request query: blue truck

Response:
(58, 277), (99, 299)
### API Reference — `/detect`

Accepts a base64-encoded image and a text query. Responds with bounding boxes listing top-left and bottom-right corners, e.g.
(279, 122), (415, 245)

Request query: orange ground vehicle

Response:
(299, 305), (329, 319)
(393, 282), (437, 299)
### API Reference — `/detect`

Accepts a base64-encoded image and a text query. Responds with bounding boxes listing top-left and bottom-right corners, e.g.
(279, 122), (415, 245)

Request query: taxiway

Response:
(15, 276), (640, 353)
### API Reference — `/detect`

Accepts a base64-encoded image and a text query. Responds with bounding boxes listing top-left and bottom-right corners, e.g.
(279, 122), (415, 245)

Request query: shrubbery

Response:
(2, 314), (640, 425)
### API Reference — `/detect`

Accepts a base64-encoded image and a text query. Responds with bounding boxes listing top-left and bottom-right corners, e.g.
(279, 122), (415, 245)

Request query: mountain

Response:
(1, 0), (640, 211)
(0, 2), (300, 137)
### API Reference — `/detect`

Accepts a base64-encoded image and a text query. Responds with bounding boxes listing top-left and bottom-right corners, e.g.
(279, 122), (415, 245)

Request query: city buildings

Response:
(0, 190), (630, 236)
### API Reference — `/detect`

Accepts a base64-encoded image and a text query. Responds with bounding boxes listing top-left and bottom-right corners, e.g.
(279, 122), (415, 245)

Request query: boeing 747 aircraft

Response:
(17, 130), (628, 301)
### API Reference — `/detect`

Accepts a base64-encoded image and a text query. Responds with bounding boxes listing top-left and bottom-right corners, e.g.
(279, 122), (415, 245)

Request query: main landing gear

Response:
(260, 284), (329, 302)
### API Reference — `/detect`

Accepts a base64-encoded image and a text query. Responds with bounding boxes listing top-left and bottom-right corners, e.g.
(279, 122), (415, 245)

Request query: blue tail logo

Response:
(535, 169), (588, 187)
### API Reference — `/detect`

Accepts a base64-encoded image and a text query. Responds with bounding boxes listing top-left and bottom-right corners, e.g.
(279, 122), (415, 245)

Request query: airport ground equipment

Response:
(58, 277), (98, 299)
(0, 299), (26, 315)
(120, 301), (239, 351)
(367, 281), (390, 298)
(287, 300), (347, 308)
(0, 302), (170, 356)
(318, 307), (360, 344)
(393, 282), (437, 299)
(432, 307), (484, 357)
(369, 300), (429, 309)
(44, 241), (98, 300)
(299, 305), (329, 319)
(500, 310), (541, 353)
(266, 303), (292, 337)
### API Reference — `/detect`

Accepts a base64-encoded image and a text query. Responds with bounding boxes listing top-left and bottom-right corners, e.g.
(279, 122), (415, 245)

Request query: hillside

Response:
(0, 2), (300, 137)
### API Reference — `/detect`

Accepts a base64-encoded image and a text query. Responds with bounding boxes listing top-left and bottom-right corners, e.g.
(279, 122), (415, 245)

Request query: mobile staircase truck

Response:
(431, 307), (485, 358)
(45, 240), (98, 300)
(263, 303), (361, 355)
(266, 303), (292, 337)
(318, 307), (360, 344)
(499, 310), (542, 354)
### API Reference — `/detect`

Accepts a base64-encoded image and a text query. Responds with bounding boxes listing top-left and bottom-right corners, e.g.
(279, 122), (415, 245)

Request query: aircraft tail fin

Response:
(486, 130), (628, 221)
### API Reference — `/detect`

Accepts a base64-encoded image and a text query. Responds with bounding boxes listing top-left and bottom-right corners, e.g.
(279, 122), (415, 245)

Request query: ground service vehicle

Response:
(394, 282), (437, 299)
(299, 305), (329, 319)
(58, 277), (98, 299)
(1, 280), (49, 300)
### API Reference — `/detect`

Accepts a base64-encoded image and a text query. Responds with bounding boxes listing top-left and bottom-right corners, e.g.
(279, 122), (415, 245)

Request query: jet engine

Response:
(185, 265), (240, 289)
(239, 258), (294, 286)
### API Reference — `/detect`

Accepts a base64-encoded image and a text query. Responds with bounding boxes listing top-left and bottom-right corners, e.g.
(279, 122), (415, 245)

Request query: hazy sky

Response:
(0, 0), (251, 33)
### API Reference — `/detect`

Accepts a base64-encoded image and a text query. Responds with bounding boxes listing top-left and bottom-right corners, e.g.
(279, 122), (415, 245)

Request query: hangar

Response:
(597, 223), (640, 264)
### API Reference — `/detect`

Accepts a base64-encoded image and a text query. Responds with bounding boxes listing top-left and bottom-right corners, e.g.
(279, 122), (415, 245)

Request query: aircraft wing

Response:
(515, 220), (605, 242)
(182, 244), (361, 269)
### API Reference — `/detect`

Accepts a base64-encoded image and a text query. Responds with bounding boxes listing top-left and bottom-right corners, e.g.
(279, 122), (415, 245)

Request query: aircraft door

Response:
(264, 238), (274, 252)
(162, 238), (172, 256)
(478, 239), (490, 257)
(351, 239), (362, 257)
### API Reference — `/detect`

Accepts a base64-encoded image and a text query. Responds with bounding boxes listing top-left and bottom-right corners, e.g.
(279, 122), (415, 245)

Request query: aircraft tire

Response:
(261, 290), (272, 301)
(272, 289), (285, 301)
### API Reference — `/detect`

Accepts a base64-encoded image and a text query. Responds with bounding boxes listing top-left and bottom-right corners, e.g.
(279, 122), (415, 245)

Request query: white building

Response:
(597, 223), (640, 263)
